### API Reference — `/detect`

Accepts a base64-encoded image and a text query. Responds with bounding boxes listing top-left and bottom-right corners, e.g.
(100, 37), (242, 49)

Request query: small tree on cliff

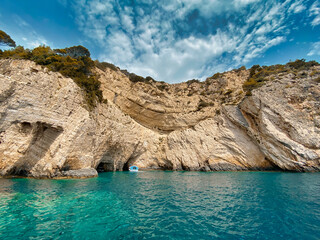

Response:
(0, 30), (16, 48)
(54, 45), (90, 58)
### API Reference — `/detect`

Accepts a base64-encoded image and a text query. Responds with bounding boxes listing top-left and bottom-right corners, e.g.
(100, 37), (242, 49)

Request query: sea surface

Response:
(0, 171), (319, 240)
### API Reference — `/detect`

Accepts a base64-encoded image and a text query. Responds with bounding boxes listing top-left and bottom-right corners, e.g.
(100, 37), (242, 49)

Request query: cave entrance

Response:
(96, 162), (114, 172)
(95, 151), (137, 172)
(123, 160), (130, 171)
(96, 151), (116, 172)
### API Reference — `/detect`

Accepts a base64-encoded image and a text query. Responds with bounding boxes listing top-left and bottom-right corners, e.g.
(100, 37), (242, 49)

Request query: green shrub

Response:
(95, 60), (119, 72)
(0, 46), (32, 59)
(243, 59), (320, 96)
(204, 79), (211, 85)
(197, 99), (214, 110)
(145, 76), (155, 82)
(286, 59), (319, 71)
(0, 30), (16, 47)
(234, 66), (246, 73)
(0, 45), (102, 109)
(245, 91), (252, 96)
(310, 71), (317, 77)
(157, 83), (168, 91)
(119, 69), (158, 85)
(186, 79), (200, 85)
(249, 65), (262, 78)
(211, 72), (222, 79)
(243, 78), (258, 89)
(242, 76), (265, 95)
(64, 45), (90, 58)
(129, 73), (145, 83)
(31, 46), (54, 65)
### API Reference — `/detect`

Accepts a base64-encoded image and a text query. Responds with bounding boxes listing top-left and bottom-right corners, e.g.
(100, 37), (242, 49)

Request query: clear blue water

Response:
(0, 171), (319, 240)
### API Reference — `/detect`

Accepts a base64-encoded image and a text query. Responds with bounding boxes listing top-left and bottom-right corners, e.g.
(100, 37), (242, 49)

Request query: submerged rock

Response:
(0, 59), (319, 178)
(55, 168), (98, 179)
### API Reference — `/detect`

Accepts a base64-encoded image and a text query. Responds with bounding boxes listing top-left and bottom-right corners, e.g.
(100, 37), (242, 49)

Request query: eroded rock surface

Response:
(0, 59), (319, 178)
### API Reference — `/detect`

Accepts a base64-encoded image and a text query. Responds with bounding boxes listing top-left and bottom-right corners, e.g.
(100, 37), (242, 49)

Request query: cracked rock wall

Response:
(0, 59), (319, 178)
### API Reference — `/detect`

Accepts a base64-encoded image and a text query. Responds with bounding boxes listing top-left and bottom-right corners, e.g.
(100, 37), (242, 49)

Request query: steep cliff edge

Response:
(0, 59), (319, 178)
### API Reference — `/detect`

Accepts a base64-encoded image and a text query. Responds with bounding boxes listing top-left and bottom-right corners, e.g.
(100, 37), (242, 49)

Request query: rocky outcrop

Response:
(0, 59), (319, 178)
(98, 67), (247, 132)
(55, 168), (98, 179)
(238, 77), (320, 171)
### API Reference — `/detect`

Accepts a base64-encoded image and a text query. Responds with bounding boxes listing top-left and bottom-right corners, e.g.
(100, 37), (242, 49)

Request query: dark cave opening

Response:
(122, 155), (138, 171)
(123, 160), (130, 171)
(264, 157), (283, 171)
(96, 160), (131, 172)
(8, 167), (29, 177)
(96, 162), (114, 172)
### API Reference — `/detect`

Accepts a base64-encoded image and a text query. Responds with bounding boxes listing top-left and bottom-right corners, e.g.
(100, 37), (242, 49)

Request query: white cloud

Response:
(307, 42), (320, 56)
(72, 0), (310, 83)
(241, 36), (285, 63)
(312, 17), (320, 26)
(5, 15), (49, 49)
(309, 1), (320, 26)
(288, 0), (306, 13)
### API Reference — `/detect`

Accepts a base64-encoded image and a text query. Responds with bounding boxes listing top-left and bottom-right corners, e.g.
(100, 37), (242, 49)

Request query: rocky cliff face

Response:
(0, 59), (319, 178)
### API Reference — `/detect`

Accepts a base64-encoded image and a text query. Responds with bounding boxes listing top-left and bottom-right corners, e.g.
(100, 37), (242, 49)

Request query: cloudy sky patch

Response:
(0, 0), (319, 82)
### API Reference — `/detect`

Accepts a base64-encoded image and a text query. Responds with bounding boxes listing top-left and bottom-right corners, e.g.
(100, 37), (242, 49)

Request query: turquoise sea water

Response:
(0, 171), (319, 240)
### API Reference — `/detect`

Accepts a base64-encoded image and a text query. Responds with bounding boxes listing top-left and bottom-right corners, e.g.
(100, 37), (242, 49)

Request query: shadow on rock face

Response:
(7, 122), (63, 177)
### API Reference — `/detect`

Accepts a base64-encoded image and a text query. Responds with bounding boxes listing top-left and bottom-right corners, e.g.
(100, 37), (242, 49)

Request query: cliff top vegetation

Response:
(0, 30), (102, 109)
(242, 59), (320, 95)
(1, 30), (319, 108)
(0, 30), (16, 48)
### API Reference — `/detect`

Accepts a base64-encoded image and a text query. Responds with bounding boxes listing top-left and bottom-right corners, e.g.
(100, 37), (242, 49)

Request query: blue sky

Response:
(0, 0), (320, 83)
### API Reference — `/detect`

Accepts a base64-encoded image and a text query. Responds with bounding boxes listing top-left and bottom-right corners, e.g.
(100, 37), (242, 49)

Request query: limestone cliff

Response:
(0, 59), (319, 178)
